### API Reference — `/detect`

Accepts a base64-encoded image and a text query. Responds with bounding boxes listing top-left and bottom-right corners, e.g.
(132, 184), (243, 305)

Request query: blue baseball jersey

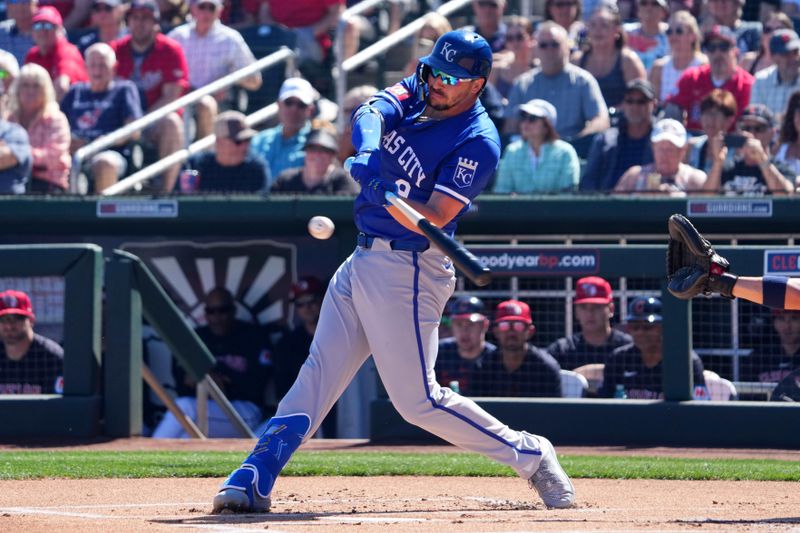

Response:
(354, 75), (501, 247)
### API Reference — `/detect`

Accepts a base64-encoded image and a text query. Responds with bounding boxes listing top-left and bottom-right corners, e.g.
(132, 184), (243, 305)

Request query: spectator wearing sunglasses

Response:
(750, 30), (800, 122)
(543, 0), (584, 52)
(250, 77), (317, 186)
(494, 98), (579, 194)
(76, 0), (128, 56)
(474, 300), (562, 398)
(183, 110), (269, 193)
(648, 10), (705, 104)
(152, 287), (271, 438)
(615, 117), (706, 194)
(111, 0), (188, 193)
(168, 0), (261, 140)
(703, 103), (795, 195)
(23, 6), (87, 101)
(271, 128), (357, 195)
(581, 79), (656, 192)
(489, 16), (536, 100)
(623, 0), (669, 71)
(504, 21), (609, 142)
(599, 297), (708, 400)
(738, 12), (793, 76)
(666, 25), (753, 131)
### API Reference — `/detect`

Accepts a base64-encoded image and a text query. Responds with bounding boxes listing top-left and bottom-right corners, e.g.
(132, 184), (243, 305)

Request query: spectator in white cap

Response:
(168, 0), (262, 139)
(493, 98), (580, 194)
(750, 29), (800, 123)
(614, 118), (706, 194)
(250, 77), (318, 186)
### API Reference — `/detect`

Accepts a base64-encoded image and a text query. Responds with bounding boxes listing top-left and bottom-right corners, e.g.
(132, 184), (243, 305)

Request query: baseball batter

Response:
(212, 30), (575, 514)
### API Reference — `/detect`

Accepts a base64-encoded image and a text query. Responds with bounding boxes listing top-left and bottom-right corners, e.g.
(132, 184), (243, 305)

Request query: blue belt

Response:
(357, 232), (429, 252)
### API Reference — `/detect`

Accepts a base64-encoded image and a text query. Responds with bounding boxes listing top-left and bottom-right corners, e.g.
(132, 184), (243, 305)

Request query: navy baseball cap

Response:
(448, 295), (486, 322)
(419, 30), (492, 80)
(626, 297), (662, 323)
(769, 29), (800, 55)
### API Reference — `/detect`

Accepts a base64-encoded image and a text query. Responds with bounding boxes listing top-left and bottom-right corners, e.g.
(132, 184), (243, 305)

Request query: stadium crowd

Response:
(0, 0), (796, 195)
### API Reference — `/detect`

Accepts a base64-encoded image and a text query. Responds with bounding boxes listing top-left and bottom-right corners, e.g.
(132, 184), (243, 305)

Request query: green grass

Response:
(0, 451), (797, 481)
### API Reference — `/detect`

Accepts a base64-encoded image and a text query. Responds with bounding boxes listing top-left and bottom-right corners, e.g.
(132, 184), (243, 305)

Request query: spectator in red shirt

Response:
(111, 0), (188, 193)
(666, 25), (753, 131)
(259, 0), (345, 64)
(24, 6), (87, 101)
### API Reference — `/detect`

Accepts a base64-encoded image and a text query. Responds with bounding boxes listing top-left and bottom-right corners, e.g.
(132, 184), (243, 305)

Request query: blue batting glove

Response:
(361, 177), (398, 207)
(348, 150), (381, 185)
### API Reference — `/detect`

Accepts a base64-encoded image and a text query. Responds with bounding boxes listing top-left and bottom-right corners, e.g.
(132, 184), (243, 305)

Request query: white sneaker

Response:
(528, 437), (575, 509)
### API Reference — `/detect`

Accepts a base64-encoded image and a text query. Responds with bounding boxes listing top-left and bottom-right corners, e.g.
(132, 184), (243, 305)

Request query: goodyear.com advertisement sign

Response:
(471, 248), (599, 276)
(764, 250), (800, 276)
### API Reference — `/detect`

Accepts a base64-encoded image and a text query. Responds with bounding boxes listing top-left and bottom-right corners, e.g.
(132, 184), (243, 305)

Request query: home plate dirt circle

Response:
(1, 476), (798, 532)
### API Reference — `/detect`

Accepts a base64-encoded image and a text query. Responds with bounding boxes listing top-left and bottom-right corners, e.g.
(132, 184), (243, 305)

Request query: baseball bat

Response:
(345, 158), (492, 287)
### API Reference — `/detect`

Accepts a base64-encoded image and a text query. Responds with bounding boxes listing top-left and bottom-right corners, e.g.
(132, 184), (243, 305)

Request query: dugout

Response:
(0, 195), (799, 445)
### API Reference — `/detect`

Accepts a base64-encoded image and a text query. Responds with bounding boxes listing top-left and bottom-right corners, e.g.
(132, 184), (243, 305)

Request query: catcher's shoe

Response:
(528, 437), (575, 509)
(212, 413), (310, 514)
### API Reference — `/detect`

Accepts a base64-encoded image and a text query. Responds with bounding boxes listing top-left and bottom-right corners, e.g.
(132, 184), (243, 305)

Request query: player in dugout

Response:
(211, 29), (575, 514)
(668, 213), (800, 309)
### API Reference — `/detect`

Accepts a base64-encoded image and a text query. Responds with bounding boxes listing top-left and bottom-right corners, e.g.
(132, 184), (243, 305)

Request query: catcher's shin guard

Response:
(213, 413), (311, 513)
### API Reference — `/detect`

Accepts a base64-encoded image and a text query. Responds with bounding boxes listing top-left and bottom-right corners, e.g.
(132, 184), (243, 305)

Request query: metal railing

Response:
(102, 102), (279, 196)
(333, 0), (472, 130)
(76, 47), (296, 194)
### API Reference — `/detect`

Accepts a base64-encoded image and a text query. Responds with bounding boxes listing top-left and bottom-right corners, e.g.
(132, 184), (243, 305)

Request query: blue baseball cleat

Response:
(212, 413), (310, 513)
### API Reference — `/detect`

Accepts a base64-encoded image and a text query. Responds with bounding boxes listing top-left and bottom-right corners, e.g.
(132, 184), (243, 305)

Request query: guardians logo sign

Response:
(121, 240), (296, 328)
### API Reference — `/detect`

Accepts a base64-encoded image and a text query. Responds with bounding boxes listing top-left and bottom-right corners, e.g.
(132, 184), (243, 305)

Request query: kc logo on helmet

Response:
(452, 157), (478, 188)
(441, 42), (456, 62)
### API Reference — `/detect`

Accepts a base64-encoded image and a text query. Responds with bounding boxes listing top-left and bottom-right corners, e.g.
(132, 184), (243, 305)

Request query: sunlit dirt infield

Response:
(0, 439), (798, 533)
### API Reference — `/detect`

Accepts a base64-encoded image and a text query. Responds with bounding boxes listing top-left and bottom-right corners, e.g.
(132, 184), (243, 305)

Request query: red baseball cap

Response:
(574, 276), (612, 305)
(0, 290), (35, 320)
(494, 300), (532, 324)
(289, 276), (324, 301)
(32, 6), (63, 27)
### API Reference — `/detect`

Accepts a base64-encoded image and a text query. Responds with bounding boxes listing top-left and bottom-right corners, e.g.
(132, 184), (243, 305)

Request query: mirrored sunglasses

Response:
(496, 320), (528, 332)
(431, 67), (468, 86)
(32, 22), (56, 31)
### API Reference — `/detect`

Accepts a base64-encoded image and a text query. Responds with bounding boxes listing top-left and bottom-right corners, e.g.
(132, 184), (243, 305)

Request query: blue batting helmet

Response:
(419, 30), (493, 80)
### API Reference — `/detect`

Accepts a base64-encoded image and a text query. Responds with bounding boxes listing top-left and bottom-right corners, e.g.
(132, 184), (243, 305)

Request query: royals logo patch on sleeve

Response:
(387, 84), (409, 101)
(452, 157), (478, 188)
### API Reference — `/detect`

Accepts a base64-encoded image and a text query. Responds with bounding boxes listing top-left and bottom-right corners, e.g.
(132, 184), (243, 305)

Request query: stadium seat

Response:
(560, 369), (588, 398)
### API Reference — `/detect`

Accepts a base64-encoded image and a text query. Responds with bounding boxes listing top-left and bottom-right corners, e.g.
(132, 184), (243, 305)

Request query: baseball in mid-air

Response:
(308, 216), (335, 240)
